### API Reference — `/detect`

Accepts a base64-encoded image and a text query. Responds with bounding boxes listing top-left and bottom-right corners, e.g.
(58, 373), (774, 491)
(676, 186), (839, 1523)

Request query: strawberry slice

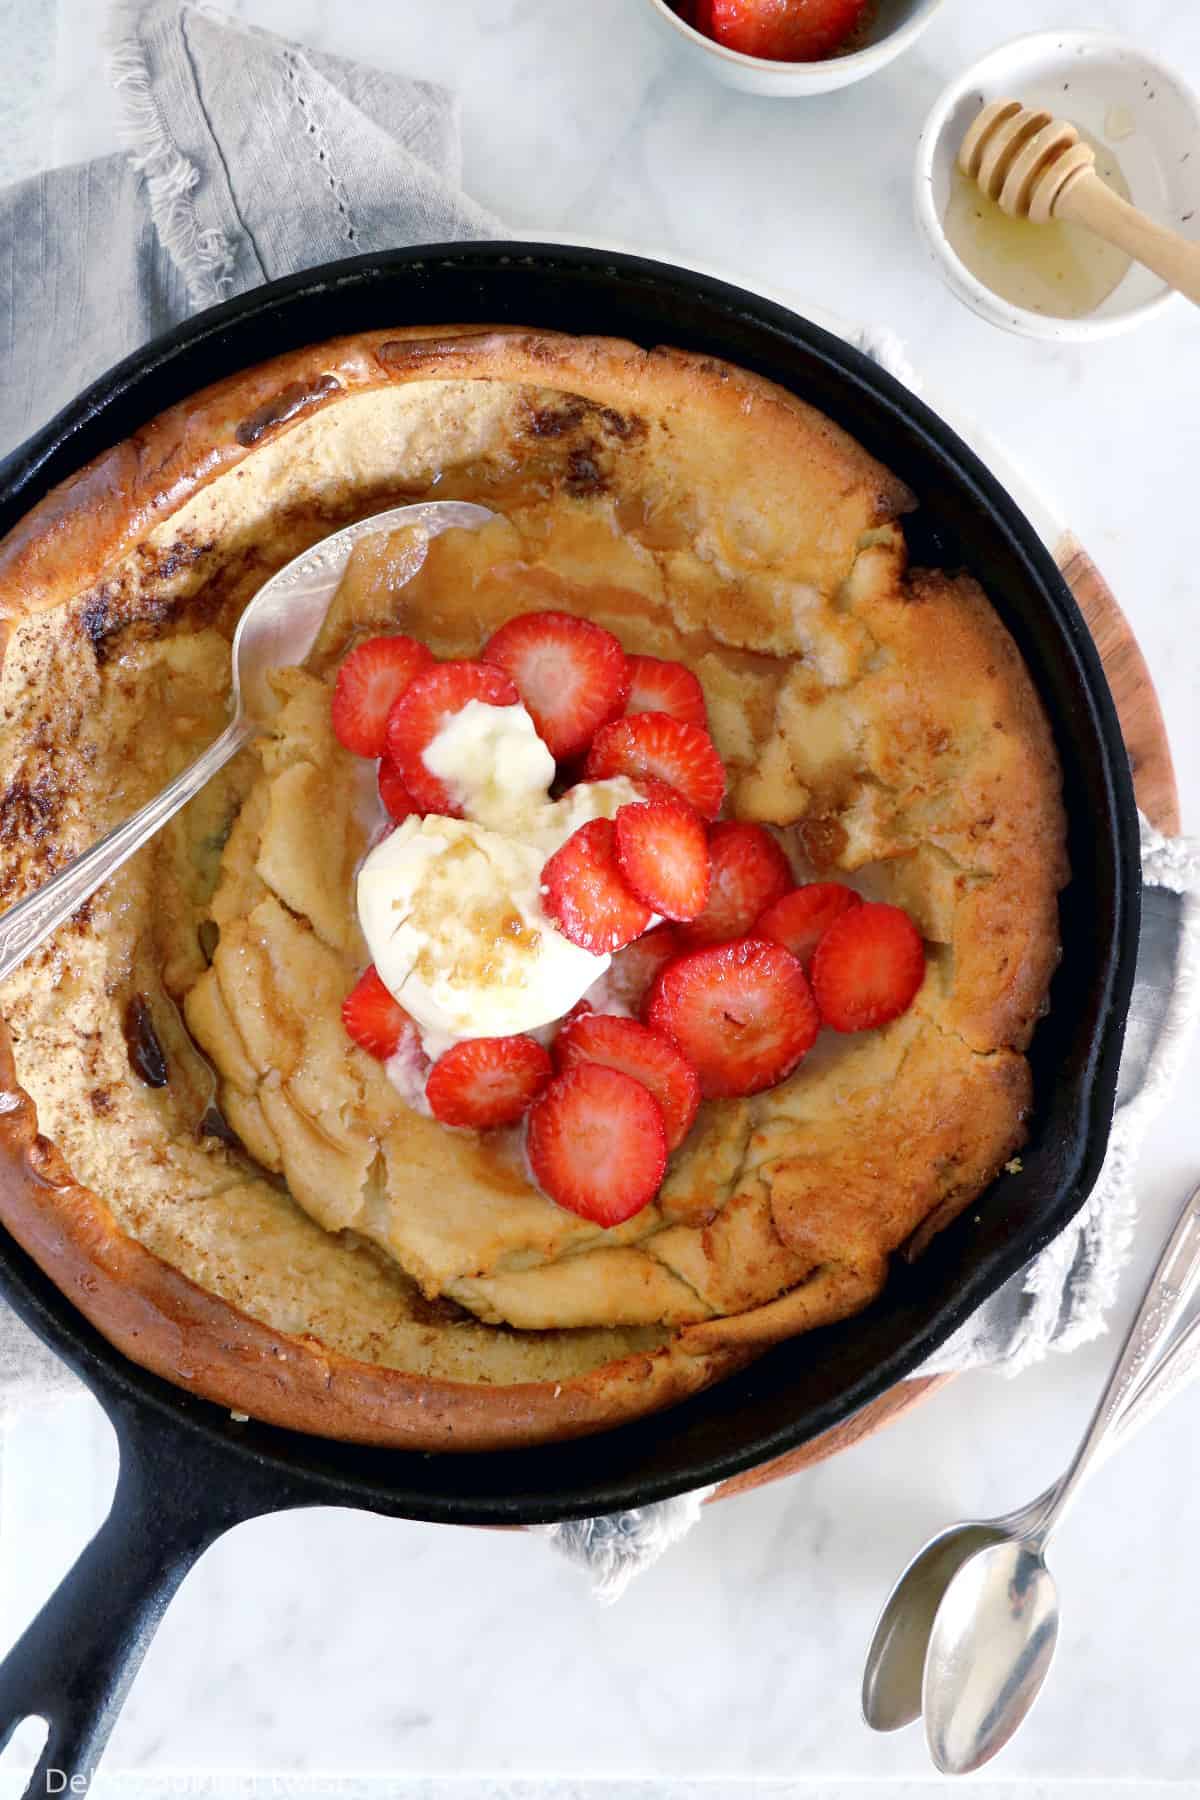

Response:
(385, 661), (518, 815)
(585, 713), (726, 820)
(647, 937), (819, 1097)
(556, 1012), (700, 1151)
(810, 901), (925, 1032)
(624, 656), (708, 730)
(541, 818), (652, 954)
(527, 1063), (667, 1225)
(331, 635), (432, 759)
(482, 610), (629, 760)
(756, 881), (862, 971)
(425, 1034), (552, 1129)
(342, 964), (420, 1061)
(377, 757), (420, 823)
(680, 821), (792, 948)
(709, 0), (869, 61)
(614, 795), (710, 922)
(606, 925), (683, 1012)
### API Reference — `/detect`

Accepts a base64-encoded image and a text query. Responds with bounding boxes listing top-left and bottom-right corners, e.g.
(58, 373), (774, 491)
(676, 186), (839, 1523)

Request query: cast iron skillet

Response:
(0, 245), (1139, 1794)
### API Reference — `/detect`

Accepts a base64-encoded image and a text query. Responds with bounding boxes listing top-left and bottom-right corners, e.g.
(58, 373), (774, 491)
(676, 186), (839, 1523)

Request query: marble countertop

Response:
(3, 0), (1200, 1795)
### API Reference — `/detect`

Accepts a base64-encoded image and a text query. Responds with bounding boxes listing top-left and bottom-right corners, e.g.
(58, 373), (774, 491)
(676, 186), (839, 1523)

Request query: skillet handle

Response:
(0, 1399), (286, 1796)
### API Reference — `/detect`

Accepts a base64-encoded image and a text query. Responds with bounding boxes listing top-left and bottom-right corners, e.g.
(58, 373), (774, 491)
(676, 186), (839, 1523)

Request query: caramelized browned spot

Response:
(374, 333), (495, 372)
(0, 769), (61, 849)
(199, 1104), (242, 1149)
(527, 398), (588, 438)
(79, 590), (112, 654)
(78, 537), (229, 664)
(565, 444), (605, 497)
(123, 994), (168, 1088)
(524, 394), (647, 446)
(406, 1289), (474, 1327)
(799, 813), (850, 870)
(598, 405), (647, 443)
(235, 374), (342, 448)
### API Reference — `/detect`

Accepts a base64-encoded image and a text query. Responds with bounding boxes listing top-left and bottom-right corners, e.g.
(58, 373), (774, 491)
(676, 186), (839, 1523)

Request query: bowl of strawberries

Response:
(649, 0), (947, 95)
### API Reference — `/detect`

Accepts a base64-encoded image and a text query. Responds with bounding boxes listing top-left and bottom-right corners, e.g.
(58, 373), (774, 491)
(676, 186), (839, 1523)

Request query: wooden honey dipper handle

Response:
(1055, 173), (1200, 307)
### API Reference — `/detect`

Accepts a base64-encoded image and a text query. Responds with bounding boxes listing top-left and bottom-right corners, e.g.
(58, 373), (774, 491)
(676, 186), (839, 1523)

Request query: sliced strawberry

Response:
(385, 661), (518, 815)
(606, 925), (683, 1011)
(342, 965), (419, 1061)
(585, 713), (726, 820)
(614, 795), (710, 922)
(708, 0), (869, 61)
(541, 818), (652, 954)
(756, 881), (863, 971)
(482, 610), (629, 760)
(624, 656), (708, 730)
(377, 757), (420, 823)
(556, 1012), (700, 1152)
(810, 901), (925, 1032)
(680, 821), (792, 948)
(425, 1034), (552, 1129)
(647, 937), (819, 1098)
(331, 635), (432, 759)
(527, 1063), (667, 1225)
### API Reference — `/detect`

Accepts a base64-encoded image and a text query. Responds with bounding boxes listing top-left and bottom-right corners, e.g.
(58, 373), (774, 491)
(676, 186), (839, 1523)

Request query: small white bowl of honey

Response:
(915, 30), (1200, 340)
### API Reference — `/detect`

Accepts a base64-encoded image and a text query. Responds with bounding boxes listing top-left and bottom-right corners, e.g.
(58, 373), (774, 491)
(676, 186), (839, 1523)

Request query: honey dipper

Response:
(958, 100), (1200, 307)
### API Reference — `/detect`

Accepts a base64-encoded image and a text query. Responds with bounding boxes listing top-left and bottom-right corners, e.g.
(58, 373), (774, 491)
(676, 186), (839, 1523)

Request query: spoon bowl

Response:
(861, 1518), (1016, 1732)
(864, 1178), (1200, 1768)
(229, 499), (494, 723)
(923, 1540), (1060, 1775)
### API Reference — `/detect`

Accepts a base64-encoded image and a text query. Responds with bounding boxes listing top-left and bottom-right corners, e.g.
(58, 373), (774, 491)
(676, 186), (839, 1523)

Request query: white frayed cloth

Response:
(1, 1), (1198, 1602)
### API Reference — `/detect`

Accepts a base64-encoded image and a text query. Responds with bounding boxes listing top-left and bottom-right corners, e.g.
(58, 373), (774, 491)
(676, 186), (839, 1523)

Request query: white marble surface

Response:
(3, 0), (1200, 1794)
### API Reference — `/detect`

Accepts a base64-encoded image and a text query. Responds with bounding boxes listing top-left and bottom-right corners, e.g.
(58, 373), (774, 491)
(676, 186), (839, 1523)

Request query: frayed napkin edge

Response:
(109, 0), (239, 307)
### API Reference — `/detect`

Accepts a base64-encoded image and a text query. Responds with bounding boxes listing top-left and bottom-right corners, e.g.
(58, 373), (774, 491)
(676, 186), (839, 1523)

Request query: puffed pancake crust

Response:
(0, 328), (1067, 1449)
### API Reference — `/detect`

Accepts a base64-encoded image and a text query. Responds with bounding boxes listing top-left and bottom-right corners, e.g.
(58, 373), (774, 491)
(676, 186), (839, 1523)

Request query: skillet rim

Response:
(0, 243), (1140, 1524)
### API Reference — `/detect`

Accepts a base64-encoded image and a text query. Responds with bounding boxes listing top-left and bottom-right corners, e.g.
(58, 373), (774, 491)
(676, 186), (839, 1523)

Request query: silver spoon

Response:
(0, 500), (494, 982)
(863, 891), (1190, 1737)
(921, 1177), (1200, 1774)
(862, 1295), (1200, 1733)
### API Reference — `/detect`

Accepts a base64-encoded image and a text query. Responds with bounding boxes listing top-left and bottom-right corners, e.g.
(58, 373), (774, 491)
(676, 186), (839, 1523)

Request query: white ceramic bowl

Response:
(915, 30), (1200, 341)
(643, 0), (947, 97)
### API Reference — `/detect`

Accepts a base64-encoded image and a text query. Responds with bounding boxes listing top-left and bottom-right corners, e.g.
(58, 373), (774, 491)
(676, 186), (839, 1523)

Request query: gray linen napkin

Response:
(1, 0), (1198, 1600)
(1, 0), (500, 455)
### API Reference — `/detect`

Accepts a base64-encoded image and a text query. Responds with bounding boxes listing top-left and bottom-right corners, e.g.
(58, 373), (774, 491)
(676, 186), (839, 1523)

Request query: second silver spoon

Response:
(862, 1289), (1200, 1734)
(922, 1176), (1200, 1773)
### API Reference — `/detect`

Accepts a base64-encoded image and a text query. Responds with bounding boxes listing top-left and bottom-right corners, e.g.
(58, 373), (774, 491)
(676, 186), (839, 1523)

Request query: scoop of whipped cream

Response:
(356, 700), (642, 1042)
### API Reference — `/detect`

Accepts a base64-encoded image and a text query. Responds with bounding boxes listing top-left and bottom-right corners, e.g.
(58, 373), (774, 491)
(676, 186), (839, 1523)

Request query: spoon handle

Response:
(1031, 1178), (1200, 1547)
(0, 717), (251, 984)
(1008, 1303), (1200, 1537)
